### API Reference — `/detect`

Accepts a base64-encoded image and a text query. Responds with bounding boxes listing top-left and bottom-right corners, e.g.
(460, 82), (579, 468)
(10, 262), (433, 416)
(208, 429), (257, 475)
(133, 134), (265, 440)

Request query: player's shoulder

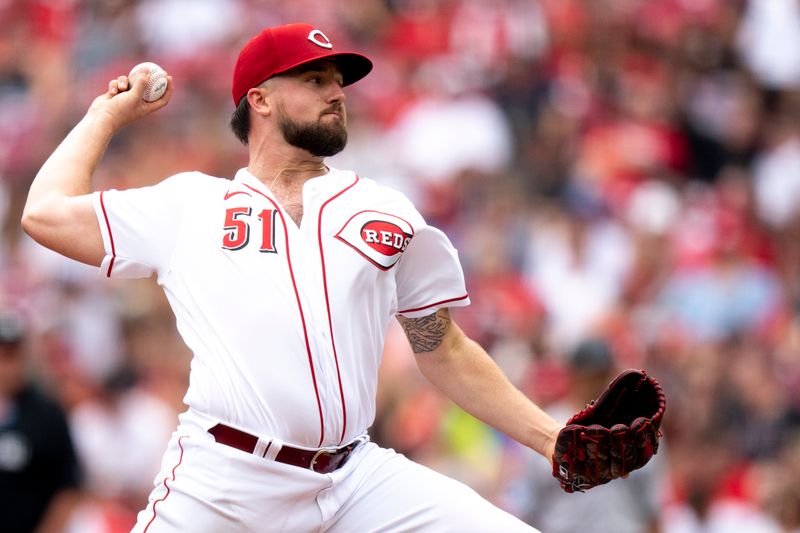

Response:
(348, 172), (404, 198)
(159, 170), (229, 188)
(151, 171), (231, 199)
(344, 171), (423, 220)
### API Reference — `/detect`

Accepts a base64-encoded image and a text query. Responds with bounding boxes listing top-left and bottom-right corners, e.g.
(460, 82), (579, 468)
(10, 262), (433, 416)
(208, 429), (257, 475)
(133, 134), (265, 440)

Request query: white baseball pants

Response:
(130, 411), (539, 532)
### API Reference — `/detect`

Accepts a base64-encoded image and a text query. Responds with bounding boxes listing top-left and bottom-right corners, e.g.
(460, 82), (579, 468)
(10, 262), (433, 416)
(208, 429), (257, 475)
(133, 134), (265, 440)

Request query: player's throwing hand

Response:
(88, 63), (173, 131)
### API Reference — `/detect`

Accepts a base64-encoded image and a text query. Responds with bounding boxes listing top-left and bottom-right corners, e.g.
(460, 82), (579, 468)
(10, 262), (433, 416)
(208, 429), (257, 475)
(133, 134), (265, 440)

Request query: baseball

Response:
(128, 61), (168, 102)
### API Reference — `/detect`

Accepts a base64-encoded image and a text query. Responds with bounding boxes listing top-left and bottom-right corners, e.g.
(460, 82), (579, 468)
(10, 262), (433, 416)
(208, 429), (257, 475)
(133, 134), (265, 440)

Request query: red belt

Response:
(208, 423), (362, 474)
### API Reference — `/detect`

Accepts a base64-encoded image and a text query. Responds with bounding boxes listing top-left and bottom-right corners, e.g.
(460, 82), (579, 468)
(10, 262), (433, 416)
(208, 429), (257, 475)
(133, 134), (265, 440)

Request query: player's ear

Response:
(247, 85), (271, 116)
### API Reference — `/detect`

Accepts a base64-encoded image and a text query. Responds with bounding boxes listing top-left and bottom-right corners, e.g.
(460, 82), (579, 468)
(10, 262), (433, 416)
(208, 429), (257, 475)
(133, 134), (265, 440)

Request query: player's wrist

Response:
(526, 415), (561, 460)
(545, 427), (559, 464)
(541, 424), (560, 460)
(83, 107), (124, 136)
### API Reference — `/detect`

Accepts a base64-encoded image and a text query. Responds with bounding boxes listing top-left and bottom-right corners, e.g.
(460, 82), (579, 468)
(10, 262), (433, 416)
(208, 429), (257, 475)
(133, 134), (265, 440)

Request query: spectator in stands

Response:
(0, 310), (81, 533)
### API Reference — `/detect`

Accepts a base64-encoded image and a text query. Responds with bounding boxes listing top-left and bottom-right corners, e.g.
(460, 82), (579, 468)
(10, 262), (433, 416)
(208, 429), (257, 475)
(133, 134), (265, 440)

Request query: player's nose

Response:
(322, 75), (345, 102)
(327, 84), (345, 104)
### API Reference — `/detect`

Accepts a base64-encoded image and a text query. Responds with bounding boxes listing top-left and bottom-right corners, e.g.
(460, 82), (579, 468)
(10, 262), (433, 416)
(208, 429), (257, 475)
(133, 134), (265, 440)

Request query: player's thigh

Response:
(131, 430), (330, 533)
(129, 432), (249, 533)
(330, 448), (539, 533)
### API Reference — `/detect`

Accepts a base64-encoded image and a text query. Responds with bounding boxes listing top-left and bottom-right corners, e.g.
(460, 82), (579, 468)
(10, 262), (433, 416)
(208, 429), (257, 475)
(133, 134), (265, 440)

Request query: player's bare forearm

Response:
(397, 309), (561, 461)
(22, 69), (173, 265)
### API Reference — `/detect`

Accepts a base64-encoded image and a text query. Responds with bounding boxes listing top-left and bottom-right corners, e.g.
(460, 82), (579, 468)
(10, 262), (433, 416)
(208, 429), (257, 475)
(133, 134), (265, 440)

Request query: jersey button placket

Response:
(297, 197), (341, 444)
(306, 189), (347, 445)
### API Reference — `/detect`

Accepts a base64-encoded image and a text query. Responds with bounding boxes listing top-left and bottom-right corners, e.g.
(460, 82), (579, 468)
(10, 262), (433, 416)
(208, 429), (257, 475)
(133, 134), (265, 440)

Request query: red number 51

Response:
(222, 207), (277, 253)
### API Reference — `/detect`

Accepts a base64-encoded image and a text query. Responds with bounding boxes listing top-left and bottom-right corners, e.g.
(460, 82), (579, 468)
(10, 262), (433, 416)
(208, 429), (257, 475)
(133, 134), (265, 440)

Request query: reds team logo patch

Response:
(308, 29), (334, 49)
(335, 211), (414, 270)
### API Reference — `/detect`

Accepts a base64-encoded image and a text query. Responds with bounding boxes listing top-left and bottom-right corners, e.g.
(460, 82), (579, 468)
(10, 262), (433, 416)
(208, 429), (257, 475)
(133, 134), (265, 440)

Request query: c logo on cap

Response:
(308, 29), (333, 49)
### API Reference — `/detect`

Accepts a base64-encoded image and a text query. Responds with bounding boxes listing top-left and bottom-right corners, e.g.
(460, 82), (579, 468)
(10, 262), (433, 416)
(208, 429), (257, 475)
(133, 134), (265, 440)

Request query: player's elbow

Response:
(21, 196), (68, 247)
(21, 202), (46, 241)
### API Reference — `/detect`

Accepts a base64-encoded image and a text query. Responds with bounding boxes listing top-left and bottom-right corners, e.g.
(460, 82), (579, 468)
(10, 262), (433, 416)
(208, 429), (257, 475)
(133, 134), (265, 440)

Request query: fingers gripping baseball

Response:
(90, 64), (173, 130)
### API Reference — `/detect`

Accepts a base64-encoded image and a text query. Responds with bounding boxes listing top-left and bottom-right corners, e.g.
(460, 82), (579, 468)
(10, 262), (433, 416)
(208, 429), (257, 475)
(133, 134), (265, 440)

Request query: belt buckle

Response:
(309, 447), (340, 473)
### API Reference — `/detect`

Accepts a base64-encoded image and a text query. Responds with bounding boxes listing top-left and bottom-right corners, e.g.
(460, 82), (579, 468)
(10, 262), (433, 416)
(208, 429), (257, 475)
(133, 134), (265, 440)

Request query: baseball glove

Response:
(552, 369), (666, 493)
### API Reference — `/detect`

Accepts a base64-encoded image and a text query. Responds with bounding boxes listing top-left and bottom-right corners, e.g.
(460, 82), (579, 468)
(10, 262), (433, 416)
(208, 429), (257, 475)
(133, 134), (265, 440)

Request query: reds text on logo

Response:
(308, 29), (333, 49)
(336, 211), (414, 270)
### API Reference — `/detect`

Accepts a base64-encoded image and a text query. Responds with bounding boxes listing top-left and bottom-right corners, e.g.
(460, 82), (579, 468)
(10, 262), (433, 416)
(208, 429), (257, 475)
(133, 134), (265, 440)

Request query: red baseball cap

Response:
(231, 23), (373, 106)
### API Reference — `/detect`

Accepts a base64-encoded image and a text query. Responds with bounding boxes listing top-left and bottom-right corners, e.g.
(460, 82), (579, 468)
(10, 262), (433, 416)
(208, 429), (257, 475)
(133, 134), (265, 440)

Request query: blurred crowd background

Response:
(1, 0), (800, 531)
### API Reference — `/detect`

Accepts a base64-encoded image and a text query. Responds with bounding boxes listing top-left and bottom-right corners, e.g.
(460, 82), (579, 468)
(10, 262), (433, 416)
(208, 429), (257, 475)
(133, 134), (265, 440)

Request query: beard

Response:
(277, 106), (348, 157)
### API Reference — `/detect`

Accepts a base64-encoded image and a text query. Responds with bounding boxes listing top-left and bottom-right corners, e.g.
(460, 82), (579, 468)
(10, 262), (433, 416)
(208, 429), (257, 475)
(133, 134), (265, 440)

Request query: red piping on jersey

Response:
(317, 175), (360, 445)
(398, 294), (470, 314)
(143, 435), (189, 532)
(99, 191), (117, 277)
(243, 183), (326, 447)
(336, 238), (397, 271)
(224, 190), (252, 201)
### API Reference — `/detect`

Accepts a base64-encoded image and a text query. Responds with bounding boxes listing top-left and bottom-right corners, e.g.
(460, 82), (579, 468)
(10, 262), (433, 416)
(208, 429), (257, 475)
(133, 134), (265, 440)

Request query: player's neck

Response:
(248, 152), (328, 227)
(248, 144), (328, 190)
(249, 160), (328, 189)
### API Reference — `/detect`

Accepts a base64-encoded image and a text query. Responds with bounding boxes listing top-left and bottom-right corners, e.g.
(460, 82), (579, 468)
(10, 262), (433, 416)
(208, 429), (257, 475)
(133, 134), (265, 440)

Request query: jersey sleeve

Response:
(92, 172), (195, 280)
(395, 224), (470, 318)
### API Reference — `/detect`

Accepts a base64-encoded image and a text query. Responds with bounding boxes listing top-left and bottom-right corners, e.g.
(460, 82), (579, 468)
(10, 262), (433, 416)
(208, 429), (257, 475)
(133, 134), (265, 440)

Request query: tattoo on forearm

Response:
(397, 309), (451, 353)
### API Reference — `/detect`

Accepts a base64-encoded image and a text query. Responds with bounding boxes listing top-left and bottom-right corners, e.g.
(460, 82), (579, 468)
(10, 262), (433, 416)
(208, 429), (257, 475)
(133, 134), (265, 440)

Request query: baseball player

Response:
(22, 23), (563, 532)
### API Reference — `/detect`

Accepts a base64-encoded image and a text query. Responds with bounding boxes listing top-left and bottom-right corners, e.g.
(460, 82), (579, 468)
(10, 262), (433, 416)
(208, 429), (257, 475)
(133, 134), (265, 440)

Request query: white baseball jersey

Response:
(93, 167), (470, 448)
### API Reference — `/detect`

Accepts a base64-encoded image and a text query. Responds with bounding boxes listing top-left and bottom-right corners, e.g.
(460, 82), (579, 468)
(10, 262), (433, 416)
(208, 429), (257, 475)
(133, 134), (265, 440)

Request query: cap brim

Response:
(274, 52), (373, 87)
(331, 53), (373, 86)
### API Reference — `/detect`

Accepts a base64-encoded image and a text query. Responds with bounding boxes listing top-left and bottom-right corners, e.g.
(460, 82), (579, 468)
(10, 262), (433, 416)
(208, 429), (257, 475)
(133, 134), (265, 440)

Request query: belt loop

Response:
(263, 438), (282, 461)
(253, 436), (271, 458)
